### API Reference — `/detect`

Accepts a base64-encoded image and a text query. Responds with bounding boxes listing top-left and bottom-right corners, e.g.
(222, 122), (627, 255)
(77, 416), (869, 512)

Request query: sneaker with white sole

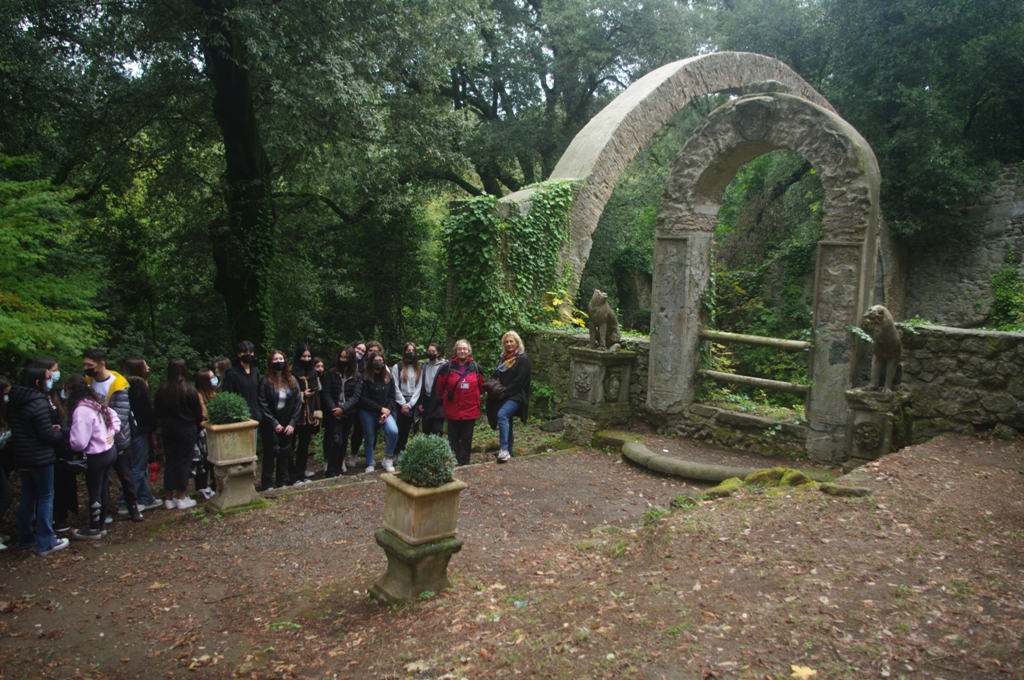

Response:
(382, 458), (395, 473)
(164, 499), (177, 510)
(142, 500), (164, 511)
(71, 528), (106, 541)
(104, 515), (113, 524)
(497, 450), (510, 463)
(304, 470), (315, 479)
(117, 505), (130, 515)
(177, 496), (197, 510)
(365, 464), (375, 474)
(38, 538), (70, 556)
(198, 487), (214, 500)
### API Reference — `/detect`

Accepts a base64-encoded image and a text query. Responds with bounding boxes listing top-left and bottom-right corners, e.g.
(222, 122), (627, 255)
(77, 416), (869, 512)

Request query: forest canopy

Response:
(1, 0), (1021, 374)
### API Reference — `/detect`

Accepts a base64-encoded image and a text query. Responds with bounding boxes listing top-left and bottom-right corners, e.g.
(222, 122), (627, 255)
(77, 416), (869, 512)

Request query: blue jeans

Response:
(497, 399), (522, 453)
(17, 465), (56, 553)
(119, 434), (155, 507)
(358, 410), (398, 466)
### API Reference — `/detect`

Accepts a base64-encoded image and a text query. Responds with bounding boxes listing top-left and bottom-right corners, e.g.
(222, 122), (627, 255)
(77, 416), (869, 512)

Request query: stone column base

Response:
(844, 388), (913, 467)
(209, 457), (262, 512)
(370, 529), (463, 604)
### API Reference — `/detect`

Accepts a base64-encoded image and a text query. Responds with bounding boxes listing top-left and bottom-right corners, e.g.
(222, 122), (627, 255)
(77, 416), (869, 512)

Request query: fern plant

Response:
(205, 392), (252, 424)
(398, 434), (457, 488)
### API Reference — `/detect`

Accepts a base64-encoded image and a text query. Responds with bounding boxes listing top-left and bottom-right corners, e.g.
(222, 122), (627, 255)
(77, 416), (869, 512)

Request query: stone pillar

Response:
(563, 348), (636, 444)
(370, 530), (463, 603)
(844, 388), (913, 467)
(208, 457), (262, 512)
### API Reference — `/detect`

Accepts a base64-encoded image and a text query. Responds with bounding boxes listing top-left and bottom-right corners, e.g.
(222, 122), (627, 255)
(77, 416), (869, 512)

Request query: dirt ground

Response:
(2, 425), (1024, 679)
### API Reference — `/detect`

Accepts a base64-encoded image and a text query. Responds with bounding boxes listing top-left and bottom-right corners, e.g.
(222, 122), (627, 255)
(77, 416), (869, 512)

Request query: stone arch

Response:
(647, 93), (881, 463)
(499, 51), (834, 299)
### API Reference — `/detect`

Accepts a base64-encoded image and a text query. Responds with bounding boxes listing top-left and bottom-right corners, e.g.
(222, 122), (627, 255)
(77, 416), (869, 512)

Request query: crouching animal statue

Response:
(861, 304), (902, 392)
(588, 289), (621, 350)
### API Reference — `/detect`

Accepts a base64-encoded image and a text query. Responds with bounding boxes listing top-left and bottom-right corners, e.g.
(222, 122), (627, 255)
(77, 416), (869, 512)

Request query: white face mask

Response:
(2, 394), (7, 404)
(211, 374), (220, 388)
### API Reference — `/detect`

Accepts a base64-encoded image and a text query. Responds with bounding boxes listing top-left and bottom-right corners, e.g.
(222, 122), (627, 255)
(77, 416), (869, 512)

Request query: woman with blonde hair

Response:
(493, 331), (531, 463)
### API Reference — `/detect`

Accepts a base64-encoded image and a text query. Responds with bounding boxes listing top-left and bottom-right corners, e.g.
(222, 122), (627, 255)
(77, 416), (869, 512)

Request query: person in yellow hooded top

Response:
(82, 349), (143, 522)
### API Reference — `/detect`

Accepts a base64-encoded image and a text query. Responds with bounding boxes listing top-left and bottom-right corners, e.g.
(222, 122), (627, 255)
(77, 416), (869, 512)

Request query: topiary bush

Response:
(399, 434), (457, 488)
(205, 392), (253, 424)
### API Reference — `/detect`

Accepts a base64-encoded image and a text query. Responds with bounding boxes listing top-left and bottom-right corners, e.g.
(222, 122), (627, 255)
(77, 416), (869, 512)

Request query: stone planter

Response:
(202, 419), (261, 511)
(380, 473), (467, 546)
(371, 473), (468, 603)
(203, 419), (260, 464)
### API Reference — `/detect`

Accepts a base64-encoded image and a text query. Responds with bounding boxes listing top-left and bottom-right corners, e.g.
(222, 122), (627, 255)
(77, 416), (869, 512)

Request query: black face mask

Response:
(83, 367), (97, 378)
(372, 362), (384, 372)
(240, 353), (254, 365)
(299, 359), (312, 368)
(404, 351), (416, 361)
(271, 361), (286, 371)
(427, 352), (437, 360)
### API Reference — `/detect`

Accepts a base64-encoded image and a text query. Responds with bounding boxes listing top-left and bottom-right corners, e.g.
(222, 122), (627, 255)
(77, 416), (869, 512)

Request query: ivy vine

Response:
(442, 180), (575, 358)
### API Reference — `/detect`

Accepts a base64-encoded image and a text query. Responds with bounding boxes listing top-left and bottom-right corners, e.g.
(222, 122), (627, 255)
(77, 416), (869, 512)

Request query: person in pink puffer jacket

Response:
(65, 376), (121, 540)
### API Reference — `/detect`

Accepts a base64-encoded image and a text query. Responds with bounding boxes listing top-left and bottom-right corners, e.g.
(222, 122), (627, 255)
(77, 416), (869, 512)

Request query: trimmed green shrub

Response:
(399, 434), (457, 488)
(205, 392), (252, 424)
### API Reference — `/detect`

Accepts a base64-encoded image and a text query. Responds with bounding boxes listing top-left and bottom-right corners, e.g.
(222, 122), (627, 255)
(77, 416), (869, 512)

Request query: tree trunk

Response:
(196, 0), (275, 350)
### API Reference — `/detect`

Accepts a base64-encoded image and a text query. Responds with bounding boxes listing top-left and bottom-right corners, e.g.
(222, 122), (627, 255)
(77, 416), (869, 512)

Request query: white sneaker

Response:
(383, 458), (395, 473)
(0, 541), (6, 552)
(104, 515), (113, 524)
(497, 450), (510, 463)
(164, 499), (177, 510)
(304, 470), (315, 479)
(177, 497), (197, 510)
(365, 465), (375, 474)
(342, 461), (348, 474)
(198, 487), (214, 500)
(38, 538), (70, 556)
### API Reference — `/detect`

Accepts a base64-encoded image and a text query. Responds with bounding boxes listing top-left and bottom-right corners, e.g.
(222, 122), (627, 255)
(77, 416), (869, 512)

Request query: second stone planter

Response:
(380, 473), (468, 545)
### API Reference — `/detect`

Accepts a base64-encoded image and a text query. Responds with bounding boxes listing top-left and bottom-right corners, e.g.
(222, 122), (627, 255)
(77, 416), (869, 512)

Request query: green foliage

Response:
(204, 392), (252, 425)
(443, 181), (575, 363)
(0, 150), (103, 374)
(986, 250), (1024, 330)
(398, 434), (457, 488)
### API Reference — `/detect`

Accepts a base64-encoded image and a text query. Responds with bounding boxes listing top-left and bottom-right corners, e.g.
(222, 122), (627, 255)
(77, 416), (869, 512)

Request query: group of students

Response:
(0, 332), (531, 555)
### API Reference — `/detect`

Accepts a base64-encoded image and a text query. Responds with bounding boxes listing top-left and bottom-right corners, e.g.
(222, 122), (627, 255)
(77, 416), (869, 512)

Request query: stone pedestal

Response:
(844, 387), (913, 467)
(208, 457), (263, 512)
(370, 529), (464, 603)
(563, 348), (635, 444)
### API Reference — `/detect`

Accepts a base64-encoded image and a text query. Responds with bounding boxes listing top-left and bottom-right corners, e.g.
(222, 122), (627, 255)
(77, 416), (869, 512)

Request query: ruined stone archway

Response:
(647, 93), (881, 463)
(499, 51), (834, 300)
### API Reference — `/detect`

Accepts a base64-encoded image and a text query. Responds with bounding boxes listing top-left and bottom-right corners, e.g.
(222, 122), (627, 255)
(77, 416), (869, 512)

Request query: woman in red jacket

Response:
(437, 339), (485, 466)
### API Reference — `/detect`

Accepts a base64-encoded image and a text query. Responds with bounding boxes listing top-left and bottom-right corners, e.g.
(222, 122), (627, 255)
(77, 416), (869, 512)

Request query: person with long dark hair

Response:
(358, 349), (399, 473)
(8, 364), (68, 554)
(193, 369), (218, 500)
(391, 342), (422, 459)
(438, 339), (485, 466)
(212, 357), (231, 391)
(154, 359), (203, 510)
(257, 350), (302, 490)
(0, 376), (14, 550)
(321, 347), (362, 477)
(120, 357), (160, 512)
(418, 342), (448, 436)
(66, 375), (121, 540)
(289, 344), (321, 484)
(348, 341), (368, 469)
(32, 357), (80, 532)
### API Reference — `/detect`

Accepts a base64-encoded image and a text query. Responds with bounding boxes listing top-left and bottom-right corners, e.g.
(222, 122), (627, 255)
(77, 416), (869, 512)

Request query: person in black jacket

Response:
(321, 346), (362, 477)
(8, 364), (69, 555)
(32, 357), (77, 533)
(289, 344), (321, 484)
(358, 350), (399, 473)
(154, 358), (204, 510)
(418, 342), (447, 436)
(0, 376), (12, 547)
(221, 340), (261, 423)
(258, 350), (302, 490)
(494, 331), (531, 463)
(120, 357), (160, 512)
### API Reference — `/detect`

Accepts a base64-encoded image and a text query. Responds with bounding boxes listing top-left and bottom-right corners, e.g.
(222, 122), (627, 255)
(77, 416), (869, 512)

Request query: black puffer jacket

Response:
(359, 371), (397, 416)
(321, 369), (363, 417)
(7, 385), (63, 469)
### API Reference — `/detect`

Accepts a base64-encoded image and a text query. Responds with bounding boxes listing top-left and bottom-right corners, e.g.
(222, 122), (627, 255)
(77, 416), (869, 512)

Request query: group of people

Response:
(0, 332), (531, 555)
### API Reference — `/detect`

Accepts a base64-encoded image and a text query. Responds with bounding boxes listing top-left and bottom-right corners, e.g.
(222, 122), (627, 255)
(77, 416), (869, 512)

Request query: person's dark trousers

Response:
(52, 463), (78, 526)
(350, 417), (364, 461)
(422, 417), (444, 436)
(395, 410), (415, 458)
(85, 448), (116, 532)
(0, 466), (13, 526)
(290, 425), (315, 483)
(325, 417), (352, 477)
(447, 419), (475, 466)
(259, 425), (292, 489)
(110, 448), (139, 515)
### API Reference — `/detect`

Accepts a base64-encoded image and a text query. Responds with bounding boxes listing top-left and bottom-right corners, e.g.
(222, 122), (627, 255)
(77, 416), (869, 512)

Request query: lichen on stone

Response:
(704, 477), (744, 499)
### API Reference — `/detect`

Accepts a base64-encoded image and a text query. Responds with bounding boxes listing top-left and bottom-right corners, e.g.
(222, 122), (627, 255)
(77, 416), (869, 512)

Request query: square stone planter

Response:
(380, 473), (468, 546)
(203, 419), (259, 464)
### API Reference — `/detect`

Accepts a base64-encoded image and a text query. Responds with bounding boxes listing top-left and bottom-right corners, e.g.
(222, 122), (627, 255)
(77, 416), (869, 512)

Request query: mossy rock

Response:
(744, 467), (788, 486)
(704, 477), (743, 500)
(484, 439), (500, 452)
(780, 469), (812, 487)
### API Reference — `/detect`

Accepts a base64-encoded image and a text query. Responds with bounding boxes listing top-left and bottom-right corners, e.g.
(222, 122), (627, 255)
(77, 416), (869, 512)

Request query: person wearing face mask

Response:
(212, 357), (232, 391)
(154, 358), (204, 510)
(32, 357), (77, 533)
(419, 342), (448, 436)
(193, 370), (218, 499)
(437, 339), (485, 466)
(221, 341), (262, 423)
(289, 344), (321, 485)
(322, 347), (362, 477)
(358, 350), (399, 473)
(258, 350), (302, 490)
(348, 341), (368, 469)
(83, 349), (142, 523)
(392, 342), (422, 460)
(8, 363), (68, 555)
(120, 357), (160, 512)
(66, 375), (121, 540)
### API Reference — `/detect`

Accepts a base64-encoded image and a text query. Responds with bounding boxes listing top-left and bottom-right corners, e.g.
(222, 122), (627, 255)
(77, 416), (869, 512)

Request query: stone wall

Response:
(901, 324), (1024, 441)
(903, 165), (1024, 326)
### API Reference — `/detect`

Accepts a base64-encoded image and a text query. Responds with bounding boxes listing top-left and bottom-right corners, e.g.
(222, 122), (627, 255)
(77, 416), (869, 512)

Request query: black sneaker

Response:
(52, 522), (71, 533)
(129, 506), (144, 522)
(71, 528), (106, 540)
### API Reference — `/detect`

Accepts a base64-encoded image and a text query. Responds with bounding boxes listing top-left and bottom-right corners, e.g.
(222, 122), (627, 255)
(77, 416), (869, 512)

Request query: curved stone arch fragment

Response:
(647, 93), (881, 463)
(499, 51), (834, 298)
